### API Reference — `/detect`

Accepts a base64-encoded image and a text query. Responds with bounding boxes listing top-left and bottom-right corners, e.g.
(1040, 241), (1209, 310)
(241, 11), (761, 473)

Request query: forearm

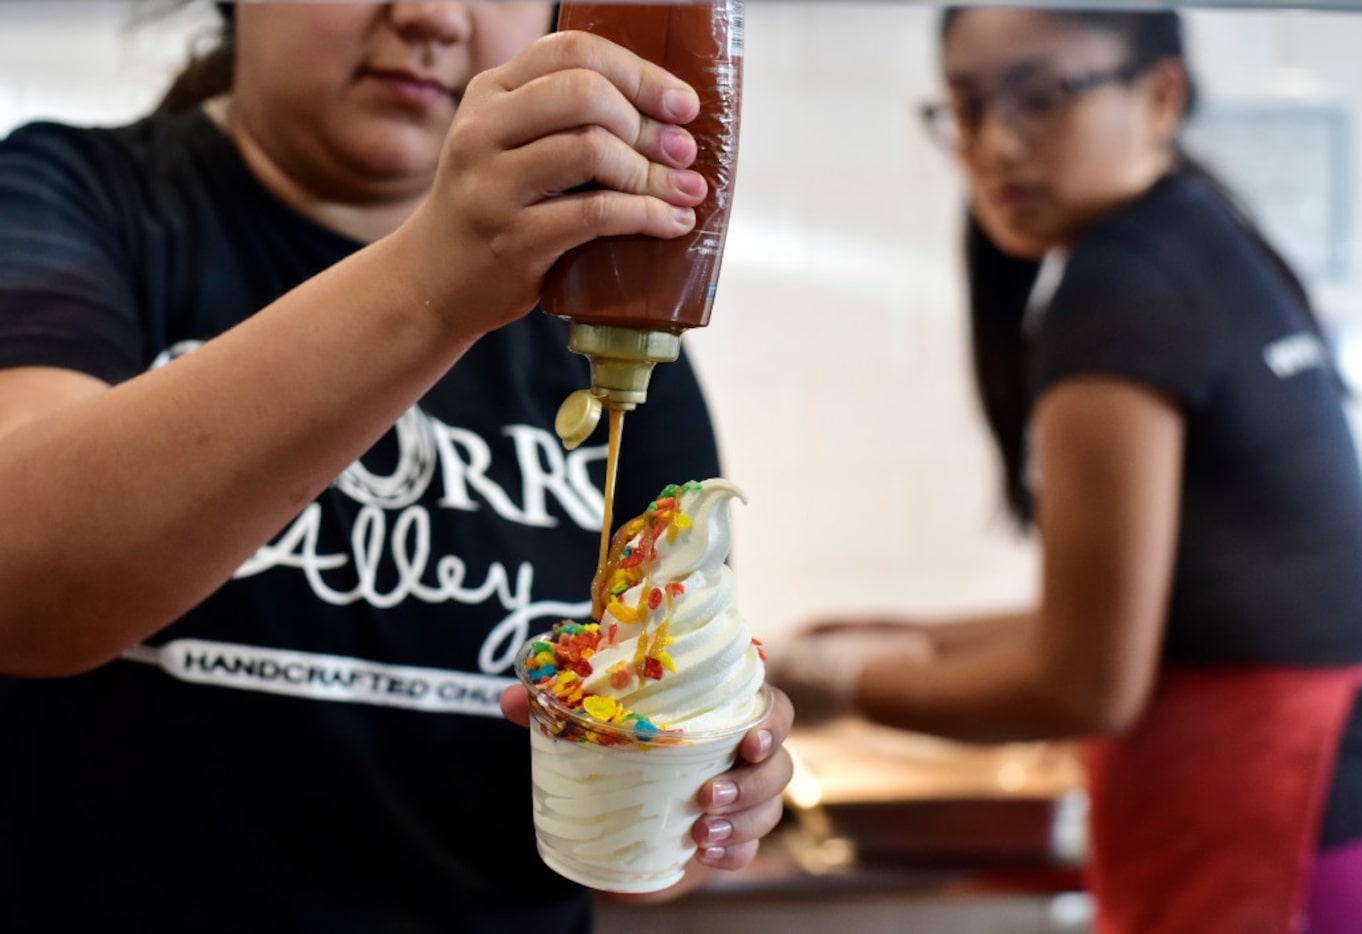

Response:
(854, 616), (1098, 743)
(922, 610), (1033, 655)
(0, 229), (482, 675)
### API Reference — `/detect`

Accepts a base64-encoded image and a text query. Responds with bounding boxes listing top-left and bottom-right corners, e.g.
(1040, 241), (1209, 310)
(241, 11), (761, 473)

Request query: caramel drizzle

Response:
(593, 407), (625, 619)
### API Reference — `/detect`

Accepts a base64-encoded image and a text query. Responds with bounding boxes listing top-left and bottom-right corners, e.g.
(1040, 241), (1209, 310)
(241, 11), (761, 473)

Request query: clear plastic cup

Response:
(514, 631), (773, 893)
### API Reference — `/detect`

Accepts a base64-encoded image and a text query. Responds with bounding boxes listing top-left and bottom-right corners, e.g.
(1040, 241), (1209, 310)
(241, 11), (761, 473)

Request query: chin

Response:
(345, 134), (442, 187)
(972, 205), (1052, 260)
(366, 152), (440, 183)
(982, 220), (1052, 260)
(340, 119), (441, 173)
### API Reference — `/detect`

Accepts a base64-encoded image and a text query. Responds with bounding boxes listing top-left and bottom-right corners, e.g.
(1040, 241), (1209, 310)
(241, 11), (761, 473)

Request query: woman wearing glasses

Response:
(773, 8), (1362, 932)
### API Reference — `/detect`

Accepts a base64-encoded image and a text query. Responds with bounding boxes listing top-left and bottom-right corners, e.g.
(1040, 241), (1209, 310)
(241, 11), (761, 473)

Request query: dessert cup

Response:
(515, 634), (773, 893)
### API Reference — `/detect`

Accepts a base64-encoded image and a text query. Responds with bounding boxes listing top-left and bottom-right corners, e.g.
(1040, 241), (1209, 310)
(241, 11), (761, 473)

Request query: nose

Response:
(965, 104), (1026, 165)
(388, 3), (473, 45)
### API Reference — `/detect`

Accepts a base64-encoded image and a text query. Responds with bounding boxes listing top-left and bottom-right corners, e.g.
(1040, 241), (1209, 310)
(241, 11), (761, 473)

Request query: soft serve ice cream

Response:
(515, 479), (770, 892)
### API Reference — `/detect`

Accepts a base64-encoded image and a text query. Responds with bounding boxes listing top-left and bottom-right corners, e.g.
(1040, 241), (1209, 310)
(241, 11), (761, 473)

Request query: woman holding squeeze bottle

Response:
(773, 8), (1362, 932)
(0, 4), (792, 931)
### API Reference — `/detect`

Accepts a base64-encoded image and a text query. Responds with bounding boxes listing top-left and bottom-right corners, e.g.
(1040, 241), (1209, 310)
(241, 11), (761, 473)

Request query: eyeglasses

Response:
(919, 62), (1144, 151)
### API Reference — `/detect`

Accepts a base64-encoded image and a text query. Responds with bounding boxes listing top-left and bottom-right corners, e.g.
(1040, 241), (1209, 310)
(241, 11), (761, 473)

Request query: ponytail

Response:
(963, 215), (1041, 527)
(154, 3), (234, 115)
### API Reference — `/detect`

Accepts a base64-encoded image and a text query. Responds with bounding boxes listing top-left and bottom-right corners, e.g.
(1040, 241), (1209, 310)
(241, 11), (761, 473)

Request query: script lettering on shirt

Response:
(230, 405), (607, 674)
(152, 341), (608, 679)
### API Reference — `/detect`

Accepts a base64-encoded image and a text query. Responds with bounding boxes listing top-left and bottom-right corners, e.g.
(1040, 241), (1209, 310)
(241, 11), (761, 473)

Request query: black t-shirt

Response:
(1030, 171), (1362, 847)
(0, 111), (721, 930)
(1032, 172), (1362, 667)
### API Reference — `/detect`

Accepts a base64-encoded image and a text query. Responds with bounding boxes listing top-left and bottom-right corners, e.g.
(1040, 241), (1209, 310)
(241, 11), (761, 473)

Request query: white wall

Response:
(4, 2), (1362, 641)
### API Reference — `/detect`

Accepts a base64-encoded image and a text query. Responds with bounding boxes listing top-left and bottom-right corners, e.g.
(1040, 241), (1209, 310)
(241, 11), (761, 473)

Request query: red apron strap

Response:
(1085, 665), (1362, 934)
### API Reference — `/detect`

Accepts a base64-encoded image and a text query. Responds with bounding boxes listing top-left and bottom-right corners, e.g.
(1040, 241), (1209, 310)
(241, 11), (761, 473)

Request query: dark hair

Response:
(942, 8), (1199, 113)
(963, 215), (1041, 525)
(943, 8), (1328, 526)
(154, 2), (235, 115)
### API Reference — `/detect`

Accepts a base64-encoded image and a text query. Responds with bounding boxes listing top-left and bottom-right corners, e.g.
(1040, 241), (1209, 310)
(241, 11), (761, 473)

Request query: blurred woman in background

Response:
(775, 8), (1362, 932)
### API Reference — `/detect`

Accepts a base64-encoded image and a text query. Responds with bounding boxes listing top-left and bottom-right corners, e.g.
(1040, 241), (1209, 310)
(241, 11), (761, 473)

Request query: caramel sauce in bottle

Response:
(545, 2), (745, 587)
(543, 0), (744, 334)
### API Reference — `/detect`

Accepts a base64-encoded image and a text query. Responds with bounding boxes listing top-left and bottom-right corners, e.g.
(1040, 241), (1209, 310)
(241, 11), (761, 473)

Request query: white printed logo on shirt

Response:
(1263, 332), (1328, 379)
(130, 342), (610, 714)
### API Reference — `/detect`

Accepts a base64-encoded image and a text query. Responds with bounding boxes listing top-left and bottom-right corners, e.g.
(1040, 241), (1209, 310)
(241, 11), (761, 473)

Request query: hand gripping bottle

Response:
(543, 0), (745, 449)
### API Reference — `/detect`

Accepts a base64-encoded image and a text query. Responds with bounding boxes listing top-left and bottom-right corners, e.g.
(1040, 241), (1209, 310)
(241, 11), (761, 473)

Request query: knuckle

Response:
(549, 29), (596, 63)
(482, 222), (521, 268)
(463, 70), (493, 100)
(576, 125), (615, 173)
(556, 131), (613, 194)
(639, 160), (663, 196)
(560, 67), (602, 103)
(447, 114), (491, 160)
(577, 193), (613, 232)
(637, 115), (665, 153)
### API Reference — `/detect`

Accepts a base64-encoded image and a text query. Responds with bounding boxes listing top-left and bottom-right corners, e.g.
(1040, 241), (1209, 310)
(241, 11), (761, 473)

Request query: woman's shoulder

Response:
(1084, 170), (1225, 245)
(1, 110), (236, 214)
(1077, 172), (1237, 260)
(4, 110), (217, 166)
(1068, 170), (1265, 296)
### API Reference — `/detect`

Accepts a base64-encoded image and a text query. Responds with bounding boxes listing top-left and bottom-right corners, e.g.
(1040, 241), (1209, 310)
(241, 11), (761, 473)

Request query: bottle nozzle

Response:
(554, 323), (682, 449)
(569, 323), (682, 409)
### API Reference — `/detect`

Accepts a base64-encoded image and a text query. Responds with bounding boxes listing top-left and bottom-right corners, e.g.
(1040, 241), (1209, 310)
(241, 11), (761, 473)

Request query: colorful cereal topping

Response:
(591, 481), (702, 625)
(523, 482), (708, 745)
(523, 621), (673, 745)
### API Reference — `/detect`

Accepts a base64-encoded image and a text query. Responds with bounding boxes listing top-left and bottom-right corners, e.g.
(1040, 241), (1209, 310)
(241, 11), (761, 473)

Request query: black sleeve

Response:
(609, 341), (721, 522)
(0, 122), (144, 382)
(1031, 242), (1226, 408)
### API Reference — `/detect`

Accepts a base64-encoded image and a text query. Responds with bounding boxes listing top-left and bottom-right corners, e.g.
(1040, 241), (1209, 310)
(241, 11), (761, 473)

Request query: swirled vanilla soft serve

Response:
(515, 479), (770, 892)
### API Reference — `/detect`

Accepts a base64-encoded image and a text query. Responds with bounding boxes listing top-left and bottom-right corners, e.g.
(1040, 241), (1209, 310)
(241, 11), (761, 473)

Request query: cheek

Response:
(1056, 111), (1148, 194)
(472, 6), (553, 69)
(239, 8), (372, 86)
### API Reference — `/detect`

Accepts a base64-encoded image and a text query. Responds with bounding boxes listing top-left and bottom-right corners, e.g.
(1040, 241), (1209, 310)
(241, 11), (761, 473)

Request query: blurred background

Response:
(6, 1), (1361, 640)
(5, 2), (1361, 930)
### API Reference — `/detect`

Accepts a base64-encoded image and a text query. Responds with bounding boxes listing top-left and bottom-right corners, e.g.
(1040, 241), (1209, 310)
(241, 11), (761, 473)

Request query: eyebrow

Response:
(946, 57), (1054, 92)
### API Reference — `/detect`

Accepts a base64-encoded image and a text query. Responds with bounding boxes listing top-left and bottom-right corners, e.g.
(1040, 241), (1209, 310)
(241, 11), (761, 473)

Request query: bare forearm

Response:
(922, 610), (1032, 655)
(854, 618), (1097, 743)
(0, 231), (481, 675)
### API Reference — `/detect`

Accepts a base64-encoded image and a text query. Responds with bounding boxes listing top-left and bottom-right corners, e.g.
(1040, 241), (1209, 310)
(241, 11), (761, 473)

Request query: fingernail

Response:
(662, 127), (694, 163)
(663, 88), (695, 120)
(701, 846), (726, 863)
(672, 206), (695, 226)
(710, 780), (738, 807)
(671, 171), (705, 198)
(755, 729), (773, 759)
(702, 818), (733, 844)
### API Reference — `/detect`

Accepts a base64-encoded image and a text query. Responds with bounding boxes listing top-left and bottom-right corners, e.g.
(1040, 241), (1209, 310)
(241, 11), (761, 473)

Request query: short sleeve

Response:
(0, 123), (144, 382)
(1030, 242), (1225, 409)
